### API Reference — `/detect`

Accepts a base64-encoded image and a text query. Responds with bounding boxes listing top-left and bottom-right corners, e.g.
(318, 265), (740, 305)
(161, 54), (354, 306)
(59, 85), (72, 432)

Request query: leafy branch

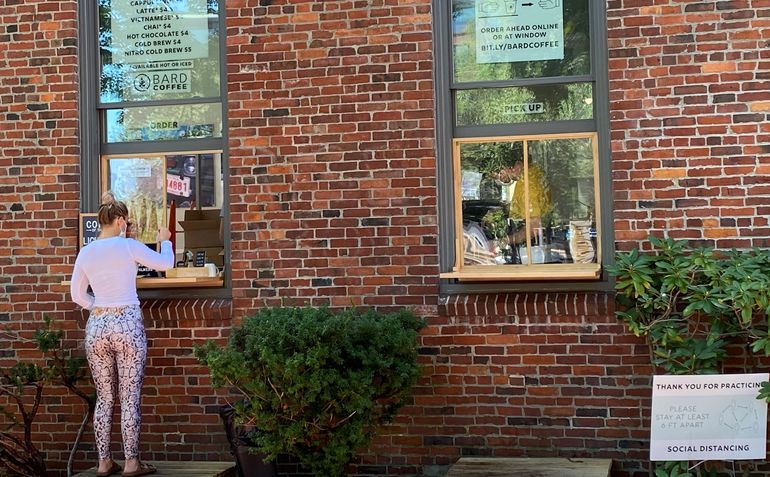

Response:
(608, 237), (770, 477)
(0, 316), (95, 477)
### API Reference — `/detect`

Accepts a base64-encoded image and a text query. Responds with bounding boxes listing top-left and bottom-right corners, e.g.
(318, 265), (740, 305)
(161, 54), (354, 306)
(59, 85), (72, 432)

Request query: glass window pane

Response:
(106, 156), (167, 243)
(458, 137), (597, 267)
(459, 141), (525, 266)
(452, 0), (591, 82)
(166, 153), (225, 267)
(99, 0), (221, 103)
(166, 153), (222, 209)
(105, 103), (222, 143)
(527, 137), (596, 264)
(456, 83), (593, 126)
(105, 152), (225, 261)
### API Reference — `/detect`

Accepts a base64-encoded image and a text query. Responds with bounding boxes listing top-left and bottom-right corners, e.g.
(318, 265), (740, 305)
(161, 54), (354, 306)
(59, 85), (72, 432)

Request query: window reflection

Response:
(456, 83), (593, 126)
(98, 0), (221, 103)
(451, 0), (591, 82)
(105, 103), (222, 143)
(459, 137), (597, 267)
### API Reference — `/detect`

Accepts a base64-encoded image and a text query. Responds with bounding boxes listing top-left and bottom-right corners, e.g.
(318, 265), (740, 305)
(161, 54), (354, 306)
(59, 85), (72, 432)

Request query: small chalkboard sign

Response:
(194, 250), (206, 267)
(79, 213), (100, 249)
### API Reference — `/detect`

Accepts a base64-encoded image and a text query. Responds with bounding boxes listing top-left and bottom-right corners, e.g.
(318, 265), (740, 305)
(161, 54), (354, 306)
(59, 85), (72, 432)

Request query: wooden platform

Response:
(446, 457), (612, 477)
(73, 461), (235, 477)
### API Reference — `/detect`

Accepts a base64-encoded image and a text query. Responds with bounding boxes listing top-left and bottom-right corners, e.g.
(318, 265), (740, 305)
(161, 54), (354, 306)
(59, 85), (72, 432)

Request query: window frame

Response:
(77, 0), (230, 297)
(433, 0), (614, 293)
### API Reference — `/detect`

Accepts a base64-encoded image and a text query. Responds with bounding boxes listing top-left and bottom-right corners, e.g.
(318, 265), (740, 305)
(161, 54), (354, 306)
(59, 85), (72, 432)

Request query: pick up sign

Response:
(650, 373), (768, 461)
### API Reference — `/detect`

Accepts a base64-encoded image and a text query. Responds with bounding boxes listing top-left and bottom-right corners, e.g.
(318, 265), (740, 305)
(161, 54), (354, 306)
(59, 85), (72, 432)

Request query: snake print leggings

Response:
(85, 305), (147, 460)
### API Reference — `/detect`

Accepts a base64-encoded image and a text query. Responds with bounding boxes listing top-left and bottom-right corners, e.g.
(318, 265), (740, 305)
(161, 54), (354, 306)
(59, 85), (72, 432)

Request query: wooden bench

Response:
(446, 457), (612, 477)
(73, 461), (235, 477)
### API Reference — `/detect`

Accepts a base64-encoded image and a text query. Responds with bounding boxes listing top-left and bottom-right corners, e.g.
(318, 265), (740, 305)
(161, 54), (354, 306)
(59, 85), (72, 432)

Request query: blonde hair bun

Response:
(97, 190), (129, 226)
(101, 191), (117, 206)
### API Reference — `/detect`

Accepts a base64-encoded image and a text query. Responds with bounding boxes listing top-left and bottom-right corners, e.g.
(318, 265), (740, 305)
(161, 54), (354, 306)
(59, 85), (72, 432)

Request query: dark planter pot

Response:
(219, 403), (278, 477)
(234, 445), (277, 477)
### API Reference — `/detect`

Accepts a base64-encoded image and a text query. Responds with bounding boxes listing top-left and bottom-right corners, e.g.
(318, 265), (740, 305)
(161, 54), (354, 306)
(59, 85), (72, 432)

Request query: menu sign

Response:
(112, 0), (209, 65)
(79, 213), (100, 248)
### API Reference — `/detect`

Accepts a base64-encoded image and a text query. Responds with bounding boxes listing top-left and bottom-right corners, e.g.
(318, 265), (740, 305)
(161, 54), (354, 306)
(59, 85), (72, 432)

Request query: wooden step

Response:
(446, 457), (612, 477)
(73, 461), (235, 477)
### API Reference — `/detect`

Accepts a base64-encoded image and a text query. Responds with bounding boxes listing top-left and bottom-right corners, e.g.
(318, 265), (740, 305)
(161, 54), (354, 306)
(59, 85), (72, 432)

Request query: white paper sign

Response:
(167, 173), (192, 197)
(475, 0), (564, 64)
(112, 0), (209, 64)
(650, 374), (768, 461)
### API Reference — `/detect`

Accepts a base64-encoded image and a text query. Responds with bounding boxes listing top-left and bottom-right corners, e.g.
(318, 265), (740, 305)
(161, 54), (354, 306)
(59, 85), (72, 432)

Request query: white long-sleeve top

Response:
(70, 237), (175, 310)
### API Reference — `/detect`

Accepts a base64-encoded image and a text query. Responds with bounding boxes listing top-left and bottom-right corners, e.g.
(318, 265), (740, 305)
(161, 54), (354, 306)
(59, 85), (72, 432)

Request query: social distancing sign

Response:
(650, 374), (768, 461)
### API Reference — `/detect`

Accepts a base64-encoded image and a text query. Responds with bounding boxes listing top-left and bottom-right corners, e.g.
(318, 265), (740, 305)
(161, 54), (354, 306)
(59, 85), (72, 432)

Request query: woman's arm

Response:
(128, 238), (175, 271)
(70, 258), (95, 310)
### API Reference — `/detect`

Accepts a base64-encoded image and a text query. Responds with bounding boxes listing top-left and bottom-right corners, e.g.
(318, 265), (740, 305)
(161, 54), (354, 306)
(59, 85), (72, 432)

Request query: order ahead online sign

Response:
(650, 373), (768, 461)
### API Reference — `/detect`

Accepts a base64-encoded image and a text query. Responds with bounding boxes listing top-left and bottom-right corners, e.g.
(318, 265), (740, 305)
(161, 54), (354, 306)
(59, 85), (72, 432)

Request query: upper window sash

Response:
(98, 0), (222, 105)
(450, 0), (593, 84)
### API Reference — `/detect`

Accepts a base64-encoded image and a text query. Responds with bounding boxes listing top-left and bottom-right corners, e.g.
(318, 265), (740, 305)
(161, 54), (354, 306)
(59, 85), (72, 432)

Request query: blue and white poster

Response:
(475, 0), (564, 63)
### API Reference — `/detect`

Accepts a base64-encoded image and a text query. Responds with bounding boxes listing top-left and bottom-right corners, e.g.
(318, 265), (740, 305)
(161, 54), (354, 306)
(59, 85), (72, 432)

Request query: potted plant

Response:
(195, 306), (424, 477)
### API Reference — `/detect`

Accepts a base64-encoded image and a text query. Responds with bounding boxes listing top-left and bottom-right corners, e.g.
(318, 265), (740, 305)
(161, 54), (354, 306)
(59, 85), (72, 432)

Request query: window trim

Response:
(433, 0), (614, 293)
(77, 0), (231, 295)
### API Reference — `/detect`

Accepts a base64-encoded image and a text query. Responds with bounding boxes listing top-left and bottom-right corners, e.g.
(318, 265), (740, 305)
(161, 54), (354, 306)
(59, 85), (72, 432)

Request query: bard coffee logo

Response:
(131, 70), (191, 94)
(134, 73), (152, 92)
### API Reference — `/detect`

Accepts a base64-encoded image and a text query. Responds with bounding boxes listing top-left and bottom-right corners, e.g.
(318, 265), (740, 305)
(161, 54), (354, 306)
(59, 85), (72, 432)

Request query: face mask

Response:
(119, 219), (127, 238)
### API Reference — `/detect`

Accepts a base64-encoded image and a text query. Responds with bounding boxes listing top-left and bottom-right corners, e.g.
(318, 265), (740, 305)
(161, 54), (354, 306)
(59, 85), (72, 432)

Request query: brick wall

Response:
(226, 0), (438, 314)
(0, 0), (83, 472)
(0, 0), (80, 323)
(358, 293), (651, 477)
(608, 0), (770, 251)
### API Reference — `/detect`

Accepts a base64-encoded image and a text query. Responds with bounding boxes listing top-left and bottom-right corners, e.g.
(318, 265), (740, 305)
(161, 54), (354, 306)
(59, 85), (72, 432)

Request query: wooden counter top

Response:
(61, 277), (223, 289)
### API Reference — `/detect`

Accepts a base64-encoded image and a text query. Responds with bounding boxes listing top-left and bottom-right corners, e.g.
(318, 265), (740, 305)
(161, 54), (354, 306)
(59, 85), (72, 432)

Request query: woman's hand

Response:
(158, 227), (172, 242)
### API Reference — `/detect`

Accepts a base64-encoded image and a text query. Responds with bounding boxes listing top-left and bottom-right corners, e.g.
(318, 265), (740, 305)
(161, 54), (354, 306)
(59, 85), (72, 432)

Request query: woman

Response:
(70, 192), (174, 477)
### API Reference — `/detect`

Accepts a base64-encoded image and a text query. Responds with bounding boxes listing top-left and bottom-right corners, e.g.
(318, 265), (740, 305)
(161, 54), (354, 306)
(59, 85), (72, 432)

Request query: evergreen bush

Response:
(195, 306), (425, 477)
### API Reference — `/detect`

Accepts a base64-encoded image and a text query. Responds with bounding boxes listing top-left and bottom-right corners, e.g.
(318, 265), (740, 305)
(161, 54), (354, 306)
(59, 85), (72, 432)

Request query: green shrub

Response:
(608, 237), (770, 477)
(195, 306), (425, 477)
(607, 236), (770, 375)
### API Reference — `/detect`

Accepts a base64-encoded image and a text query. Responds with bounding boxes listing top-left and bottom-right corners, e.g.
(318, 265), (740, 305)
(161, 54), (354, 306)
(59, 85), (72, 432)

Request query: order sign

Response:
(650, 373), (768, 461)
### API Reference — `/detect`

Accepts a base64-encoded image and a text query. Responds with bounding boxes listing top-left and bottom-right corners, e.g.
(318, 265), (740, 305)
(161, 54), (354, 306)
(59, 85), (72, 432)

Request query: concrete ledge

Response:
(445, 457), (613, 477)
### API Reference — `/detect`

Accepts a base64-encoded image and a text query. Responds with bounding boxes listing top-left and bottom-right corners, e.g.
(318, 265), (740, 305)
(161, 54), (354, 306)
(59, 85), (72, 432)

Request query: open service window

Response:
(445, 133), (601, 280)
(77, 0), (228, 291)
(435, 0), (612, 287)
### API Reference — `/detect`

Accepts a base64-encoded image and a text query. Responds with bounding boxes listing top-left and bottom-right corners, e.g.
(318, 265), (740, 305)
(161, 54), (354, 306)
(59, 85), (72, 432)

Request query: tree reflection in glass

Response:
(459, 137), (597, 267)
(98, 0), (221, 103)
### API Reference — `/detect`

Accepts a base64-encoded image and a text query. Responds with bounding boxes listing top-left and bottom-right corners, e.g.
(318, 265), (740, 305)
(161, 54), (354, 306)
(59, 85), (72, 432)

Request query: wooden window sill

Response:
(440, 263), (601, 281)
(61, 277), (224, 289)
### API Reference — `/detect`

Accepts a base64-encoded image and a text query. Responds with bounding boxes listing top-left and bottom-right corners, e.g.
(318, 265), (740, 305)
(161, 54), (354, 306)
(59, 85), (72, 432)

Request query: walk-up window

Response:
(78, 0), (228, 291)
(434, 0), (613, 289)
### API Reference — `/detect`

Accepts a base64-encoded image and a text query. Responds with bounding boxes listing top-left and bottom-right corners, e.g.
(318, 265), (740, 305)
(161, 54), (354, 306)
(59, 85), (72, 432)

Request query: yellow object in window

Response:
(507, 163), (553, 221)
